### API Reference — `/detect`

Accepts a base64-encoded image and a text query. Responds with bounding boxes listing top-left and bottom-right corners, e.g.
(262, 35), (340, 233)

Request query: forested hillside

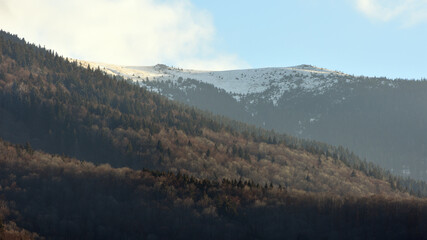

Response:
(1, 30), (427, 239)
(109, 62), (427, 181)
(1, 30), (425, 197)
(1, 139), (427, 239)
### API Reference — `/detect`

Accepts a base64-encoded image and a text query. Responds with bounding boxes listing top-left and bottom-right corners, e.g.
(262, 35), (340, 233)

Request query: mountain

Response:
(80, 61), (427, 181)
(2, 138), (427, 240)
(1, 30), (417, 197)
(2, 30), (427, 239)
(76, 61), (347, 105)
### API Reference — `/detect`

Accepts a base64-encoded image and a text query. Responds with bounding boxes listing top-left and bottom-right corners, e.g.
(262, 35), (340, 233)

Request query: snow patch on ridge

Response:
(72, 59), (350, 105)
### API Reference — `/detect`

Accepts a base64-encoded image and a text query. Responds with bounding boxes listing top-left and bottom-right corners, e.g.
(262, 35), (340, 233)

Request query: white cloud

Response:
(355, 0), (427, 26)
(0, 0), (247, 70)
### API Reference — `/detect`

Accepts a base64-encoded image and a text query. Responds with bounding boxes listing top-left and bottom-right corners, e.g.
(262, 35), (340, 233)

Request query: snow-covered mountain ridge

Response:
(75, 60), (358, 105)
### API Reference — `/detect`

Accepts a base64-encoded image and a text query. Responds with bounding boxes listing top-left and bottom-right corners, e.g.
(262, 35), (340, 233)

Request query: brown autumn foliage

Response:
(0, 139), (427, 239)
(0, 213), (41, 240)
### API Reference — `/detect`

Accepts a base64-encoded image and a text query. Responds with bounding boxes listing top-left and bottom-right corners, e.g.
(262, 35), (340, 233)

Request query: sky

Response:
(0, 0), (426, 79)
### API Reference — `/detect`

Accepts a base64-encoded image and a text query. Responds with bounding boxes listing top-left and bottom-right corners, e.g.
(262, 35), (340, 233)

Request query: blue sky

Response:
(1, 0), (426, 79)
(191, 0), (427, 79)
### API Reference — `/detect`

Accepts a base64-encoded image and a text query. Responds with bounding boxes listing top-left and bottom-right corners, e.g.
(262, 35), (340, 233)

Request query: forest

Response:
(1, 30), (427, 239)
(137, 61), (427, 181)
(1, 139), (427, 239)
(1, 30), (426, 196)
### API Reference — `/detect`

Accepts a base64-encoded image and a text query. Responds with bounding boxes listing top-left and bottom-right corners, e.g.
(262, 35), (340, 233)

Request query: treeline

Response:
(1, 139), (427, 240)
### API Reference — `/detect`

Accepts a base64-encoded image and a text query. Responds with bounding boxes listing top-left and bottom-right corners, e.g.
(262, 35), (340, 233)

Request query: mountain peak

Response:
(292, 64), (317, 69)
(153, 64), (170, 71)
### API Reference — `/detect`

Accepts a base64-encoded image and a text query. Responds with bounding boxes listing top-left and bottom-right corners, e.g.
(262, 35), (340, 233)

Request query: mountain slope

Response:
(3, 29), (427, 239)
(1, 139), (427, 239)
(1, 30), (424, 197)
(81, 61), (427, 181)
